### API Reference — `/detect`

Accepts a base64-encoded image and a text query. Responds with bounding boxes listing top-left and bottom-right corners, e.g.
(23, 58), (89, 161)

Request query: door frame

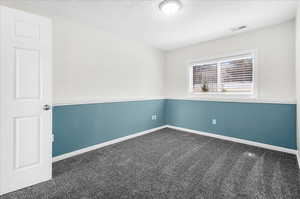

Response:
(0, 6), (4, 195)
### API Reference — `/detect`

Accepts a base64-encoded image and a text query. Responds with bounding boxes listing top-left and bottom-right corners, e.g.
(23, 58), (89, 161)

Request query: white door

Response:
(0, 6), (52, 195)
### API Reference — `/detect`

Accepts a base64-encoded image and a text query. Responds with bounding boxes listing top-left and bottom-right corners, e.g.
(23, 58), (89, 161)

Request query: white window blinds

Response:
(191, 54), (254, 94)
(193, 63), (217, 92)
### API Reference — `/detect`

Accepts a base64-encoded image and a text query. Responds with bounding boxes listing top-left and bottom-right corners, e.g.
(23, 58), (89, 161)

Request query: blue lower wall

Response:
(53, 99), (297, 157)
(165, 99), (297, 149)
(53, 100), (165, 156)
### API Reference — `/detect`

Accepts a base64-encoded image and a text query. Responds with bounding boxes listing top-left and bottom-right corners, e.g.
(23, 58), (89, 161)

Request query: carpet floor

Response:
(1, 128), (300, 199)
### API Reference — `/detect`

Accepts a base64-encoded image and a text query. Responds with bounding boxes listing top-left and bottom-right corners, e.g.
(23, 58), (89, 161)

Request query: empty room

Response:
(0, 0), (300, 198)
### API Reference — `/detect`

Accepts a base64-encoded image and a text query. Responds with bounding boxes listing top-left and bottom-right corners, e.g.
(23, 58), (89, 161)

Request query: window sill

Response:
(189, 92), (255, 99)
(190, 92), (253, 96)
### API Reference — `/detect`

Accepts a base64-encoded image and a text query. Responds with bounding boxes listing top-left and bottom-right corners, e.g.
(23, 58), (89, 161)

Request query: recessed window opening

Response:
(190, 53), (255, 95)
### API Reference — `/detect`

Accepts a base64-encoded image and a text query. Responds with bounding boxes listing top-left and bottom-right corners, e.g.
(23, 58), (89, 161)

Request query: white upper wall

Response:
(53, 17), (165, 105)
(164, 20), (296, 103)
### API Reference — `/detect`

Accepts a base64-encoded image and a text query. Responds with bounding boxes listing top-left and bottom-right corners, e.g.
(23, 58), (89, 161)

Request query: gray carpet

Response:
(1, 128), (300, 199)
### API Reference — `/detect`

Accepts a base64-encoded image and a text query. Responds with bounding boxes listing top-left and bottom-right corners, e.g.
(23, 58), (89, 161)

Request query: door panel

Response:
(15, 48), (41, 99)
(0, 6), (52, 195)
(15, 21), (40, 39)
(14, 116), (41, 169)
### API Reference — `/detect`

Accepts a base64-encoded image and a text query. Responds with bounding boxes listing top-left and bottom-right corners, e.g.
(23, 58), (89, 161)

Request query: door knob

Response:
(43, 104), (51, 111)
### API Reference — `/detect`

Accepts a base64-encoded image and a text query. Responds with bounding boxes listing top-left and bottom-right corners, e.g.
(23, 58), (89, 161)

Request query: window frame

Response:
(188, 50), (257, 98)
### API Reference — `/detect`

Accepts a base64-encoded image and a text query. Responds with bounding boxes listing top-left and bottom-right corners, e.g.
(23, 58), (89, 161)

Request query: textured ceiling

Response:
(0, 0), (297, 50)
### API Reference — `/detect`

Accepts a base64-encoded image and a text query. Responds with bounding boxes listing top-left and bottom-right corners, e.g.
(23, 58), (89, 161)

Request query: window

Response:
(190, 53), (255, 95)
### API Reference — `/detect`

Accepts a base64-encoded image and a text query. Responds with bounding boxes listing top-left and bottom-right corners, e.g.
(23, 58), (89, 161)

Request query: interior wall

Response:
(53, 17), (165, 104)
(0, 3), (297, 157)
(50, 17), (166, 156)
(296, 4), (300, 157)
(53, 100), (165, 156)
(166, 99), (296, 149)
(163, 20), (297, 152)
(164, 20), (296, 103)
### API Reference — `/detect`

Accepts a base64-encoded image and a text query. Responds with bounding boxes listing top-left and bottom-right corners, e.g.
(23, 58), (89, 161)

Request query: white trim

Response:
(0, 6), (3, 195)
(52, 125), (298, 166)
(297, 151), (300, 169)
(52, 125), (167, 162)
(166, 125), (297, 155)
(188, 50), (257, 66)
(53, 97), (165, 106)
(166, 97), (296, 104)
(53, 97), (296, 107)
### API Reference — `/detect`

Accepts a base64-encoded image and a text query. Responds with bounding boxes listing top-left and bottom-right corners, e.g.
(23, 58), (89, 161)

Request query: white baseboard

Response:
(166, 125), (297, 155)
(53, 124), (298, 164)
(297, 151), (300, 169)
(52, 125), (167, 162)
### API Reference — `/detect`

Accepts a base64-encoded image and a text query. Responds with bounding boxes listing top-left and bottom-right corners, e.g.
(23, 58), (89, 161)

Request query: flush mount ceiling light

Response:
(159, 0), (182, 16)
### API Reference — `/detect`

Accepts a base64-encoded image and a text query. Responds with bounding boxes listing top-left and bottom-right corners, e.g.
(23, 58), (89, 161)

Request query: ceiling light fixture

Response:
(159, 0), (182, 16)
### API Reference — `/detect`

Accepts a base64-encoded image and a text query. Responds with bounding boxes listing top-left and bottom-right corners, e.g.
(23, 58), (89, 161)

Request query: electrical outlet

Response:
(212, 119), (217, 125)
(152, 115), (157, 120)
